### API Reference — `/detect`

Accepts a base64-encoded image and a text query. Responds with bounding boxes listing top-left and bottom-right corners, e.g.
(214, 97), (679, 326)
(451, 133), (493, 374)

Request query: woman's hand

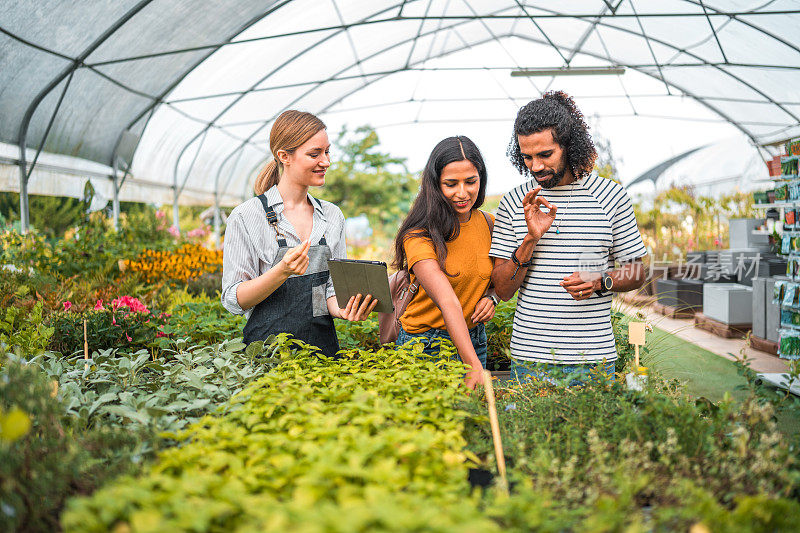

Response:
(280, 239), (310, 277)
(337, 293), (378, 321)
(465, 363), (485, 390)
(471, 296), (496, 324)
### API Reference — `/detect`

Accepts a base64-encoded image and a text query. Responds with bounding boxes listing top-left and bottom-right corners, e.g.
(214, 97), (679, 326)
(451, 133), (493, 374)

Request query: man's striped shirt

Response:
(489, 172), (647, 364)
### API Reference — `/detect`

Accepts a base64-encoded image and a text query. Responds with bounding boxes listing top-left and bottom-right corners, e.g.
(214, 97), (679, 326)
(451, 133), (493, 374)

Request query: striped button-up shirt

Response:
(221, 185), (346, 319)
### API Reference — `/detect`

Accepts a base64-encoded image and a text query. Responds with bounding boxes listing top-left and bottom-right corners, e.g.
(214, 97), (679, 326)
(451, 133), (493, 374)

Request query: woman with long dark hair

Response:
(221, 110), (376, 357)
(393, 136), (496, 389)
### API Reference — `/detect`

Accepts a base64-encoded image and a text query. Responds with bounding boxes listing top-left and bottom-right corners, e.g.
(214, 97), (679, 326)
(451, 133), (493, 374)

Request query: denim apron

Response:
(242, 194), (340, 358)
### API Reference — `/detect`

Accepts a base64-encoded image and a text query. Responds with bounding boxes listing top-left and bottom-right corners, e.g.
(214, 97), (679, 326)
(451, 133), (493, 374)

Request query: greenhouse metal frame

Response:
(1, 0), (798, 233)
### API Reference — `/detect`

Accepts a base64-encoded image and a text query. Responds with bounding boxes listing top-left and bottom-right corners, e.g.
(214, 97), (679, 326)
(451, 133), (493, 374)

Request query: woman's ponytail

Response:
(254, 159), (280, 195)
(252, 110), (326, 195)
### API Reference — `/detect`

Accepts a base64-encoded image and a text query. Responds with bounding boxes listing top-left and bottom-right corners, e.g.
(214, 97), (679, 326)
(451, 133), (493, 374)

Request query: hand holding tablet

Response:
(327, 259), (394, 314)
(339, 293), (378, 321)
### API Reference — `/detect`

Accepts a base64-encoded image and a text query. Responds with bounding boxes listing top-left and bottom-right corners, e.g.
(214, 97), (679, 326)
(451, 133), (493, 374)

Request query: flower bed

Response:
(120, 244), (222, 285)
(55, 339), (800, 532)
(61, 342), (495, 532)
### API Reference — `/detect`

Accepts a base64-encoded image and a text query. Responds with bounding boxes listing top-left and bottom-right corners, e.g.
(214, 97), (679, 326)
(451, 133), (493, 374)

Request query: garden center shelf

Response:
(753, 202), (798, 209)
(753, 175), (800, 183)
(779, 323), (800, 333)
(782, 155), (800, 163)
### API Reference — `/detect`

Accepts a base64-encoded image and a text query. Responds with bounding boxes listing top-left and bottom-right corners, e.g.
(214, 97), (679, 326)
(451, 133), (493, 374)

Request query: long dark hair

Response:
(393, 136), (488, 276)
(507, 90), (597, 180)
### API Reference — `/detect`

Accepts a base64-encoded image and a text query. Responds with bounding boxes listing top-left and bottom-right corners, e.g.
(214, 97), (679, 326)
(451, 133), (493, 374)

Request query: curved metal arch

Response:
(206, 3), (530, 201)
(110, 0), (294, 168)
(233, 1), (793, 148)
(172, 1), (416, 213)
(232, 25), (773, 187)
(163, 1), (796, 202)
(203, 0), (520, 202)
(531, 4), (800, 126)
(15, 0), (155, 231)
(683, 0), (800, 57)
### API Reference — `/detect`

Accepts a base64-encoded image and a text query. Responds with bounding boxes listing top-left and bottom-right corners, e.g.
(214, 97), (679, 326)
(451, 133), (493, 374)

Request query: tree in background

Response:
(0, 182), (94, 237)
(594, 133), (621, 184)
(634, 185), (757, 260)
(316, 126), (418, 237)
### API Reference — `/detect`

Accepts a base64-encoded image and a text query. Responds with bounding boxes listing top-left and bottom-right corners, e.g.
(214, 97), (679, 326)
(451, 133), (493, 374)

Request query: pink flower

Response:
(156, 331), (167, 338)
(125, 334), (132, 342)
(112, 317), (116, 325)
(168, 225), (180, 238)
(110, 296), (149, 314)
(94, 299), (104, 310)
(187, 227), (208, 239)
(62, 301), (72, 311)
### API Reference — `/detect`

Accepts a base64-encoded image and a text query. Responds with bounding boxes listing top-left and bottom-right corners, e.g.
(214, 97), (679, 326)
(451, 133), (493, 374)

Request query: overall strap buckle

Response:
(257, 194), (287, 247)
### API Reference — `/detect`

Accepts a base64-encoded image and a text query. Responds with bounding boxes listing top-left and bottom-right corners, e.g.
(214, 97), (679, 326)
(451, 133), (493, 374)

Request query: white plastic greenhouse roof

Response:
(2, 0), (799, 215)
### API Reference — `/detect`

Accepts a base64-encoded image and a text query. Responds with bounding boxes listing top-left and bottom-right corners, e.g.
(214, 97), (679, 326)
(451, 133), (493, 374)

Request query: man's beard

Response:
(532, 165), (566, 189)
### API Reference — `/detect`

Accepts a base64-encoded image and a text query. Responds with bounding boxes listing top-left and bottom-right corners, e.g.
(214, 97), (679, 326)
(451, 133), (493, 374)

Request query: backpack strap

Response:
(480, 210), (494, 235)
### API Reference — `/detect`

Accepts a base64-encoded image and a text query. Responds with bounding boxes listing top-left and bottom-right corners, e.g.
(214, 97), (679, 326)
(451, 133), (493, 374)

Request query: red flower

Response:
(62, 301), (72, 311)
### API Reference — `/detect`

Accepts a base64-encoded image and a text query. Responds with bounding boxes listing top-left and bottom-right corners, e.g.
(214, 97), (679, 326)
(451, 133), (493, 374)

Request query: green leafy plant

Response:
(155, 300), (245, 347)
(61, 340), (497, 532)
(485, 298), (515, 371)
(47, 299), (168, 356)
(0, 355), (142, 532)
(0, 301), (54, 355)
(462, 375), (800, 530)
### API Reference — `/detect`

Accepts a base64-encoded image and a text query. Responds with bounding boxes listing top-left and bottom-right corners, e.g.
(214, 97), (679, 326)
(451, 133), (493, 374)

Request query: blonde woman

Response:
(222, 110), (376, 357)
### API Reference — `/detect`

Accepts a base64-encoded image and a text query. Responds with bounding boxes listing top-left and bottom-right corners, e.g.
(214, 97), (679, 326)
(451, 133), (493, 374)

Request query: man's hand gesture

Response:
(523, 186), (557, 241)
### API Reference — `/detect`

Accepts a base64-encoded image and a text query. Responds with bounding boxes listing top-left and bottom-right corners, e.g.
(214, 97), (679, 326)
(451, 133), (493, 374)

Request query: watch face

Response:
(603, 274), (613, 291)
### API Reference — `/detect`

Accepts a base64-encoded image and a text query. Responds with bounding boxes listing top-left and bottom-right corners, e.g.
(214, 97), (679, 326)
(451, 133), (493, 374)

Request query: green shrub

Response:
(485, 298), (515, 371)
(156, 299), (244, 348)
(47, 301), (167, 356)
(611, 309), (649, 373)
(335, 314), (380, 351)
(463, 377), (800, 529)
(31, 338), (281, 441)
(0, 356), (140, 532)
(61, 341), (498, 532)
(0, 301), (54, 355)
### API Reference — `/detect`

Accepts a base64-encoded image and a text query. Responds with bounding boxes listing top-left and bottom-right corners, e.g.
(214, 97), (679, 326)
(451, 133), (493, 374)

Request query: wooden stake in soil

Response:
(483, 370), (508, 494)
(83, 319), (89, 371)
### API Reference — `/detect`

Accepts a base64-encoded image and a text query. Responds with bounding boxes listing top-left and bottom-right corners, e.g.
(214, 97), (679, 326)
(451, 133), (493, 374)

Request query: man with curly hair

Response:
(490, 91), (647, 384)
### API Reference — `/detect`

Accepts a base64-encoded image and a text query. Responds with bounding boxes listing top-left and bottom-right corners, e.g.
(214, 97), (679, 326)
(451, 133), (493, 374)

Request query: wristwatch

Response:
(596, 271), (613, 296)
(486, 294), (498, 306)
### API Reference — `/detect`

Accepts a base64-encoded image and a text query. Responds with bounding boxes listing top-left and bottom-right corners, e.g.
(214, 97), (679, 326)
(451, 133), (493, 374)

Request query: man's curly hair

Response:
(507, 91), (597, 180)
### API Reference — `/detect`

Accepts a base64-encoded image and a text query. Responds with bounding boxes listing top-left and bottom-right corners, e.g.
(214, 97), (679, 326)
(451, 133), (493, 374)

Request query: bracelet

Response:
(510, 247), (533, 280)
(484, 294), (498, 306)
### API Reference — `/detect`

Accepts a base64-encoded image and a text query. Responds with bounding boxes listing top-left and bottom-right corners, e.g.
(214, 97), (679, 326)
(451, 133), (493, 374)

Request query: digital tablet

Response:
(327, 259), (393, 314)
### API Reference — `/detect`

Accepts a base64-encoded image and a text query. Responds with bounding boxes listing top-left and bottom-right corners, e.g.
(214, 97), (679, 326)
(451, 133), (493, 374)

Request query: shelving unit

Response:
(755, 138), (800, 359)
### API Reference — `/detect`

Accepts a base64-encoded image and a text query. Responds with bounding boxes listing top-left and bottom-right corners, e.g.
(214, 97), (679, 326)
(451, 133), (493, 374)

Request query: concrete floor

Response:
(614, 297), (793, 374)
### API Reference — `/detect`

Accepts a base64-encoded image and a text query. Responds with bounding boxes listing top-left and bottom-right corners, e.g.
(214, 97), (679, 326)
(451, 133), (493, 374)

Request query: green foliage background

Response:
(315, 126), (419, 239)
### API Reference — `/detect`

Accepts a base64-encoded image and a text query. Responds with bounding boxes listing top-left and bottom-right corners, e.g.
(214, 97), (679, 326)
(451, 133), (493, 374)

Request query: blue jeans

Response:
(510, 358), (615, 387)
(397, 323), (487, 368)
